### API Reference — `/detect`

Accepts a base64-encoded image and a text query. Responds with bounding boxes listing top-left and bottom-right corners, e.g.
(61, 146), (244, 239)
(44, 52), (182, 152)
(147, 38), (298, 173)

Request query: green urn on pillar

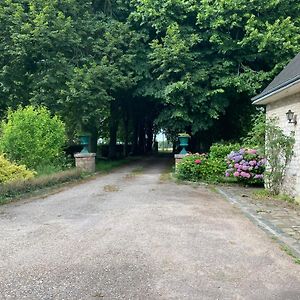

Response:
(79, 134), (90, 153)
(178, 133), (190, 155)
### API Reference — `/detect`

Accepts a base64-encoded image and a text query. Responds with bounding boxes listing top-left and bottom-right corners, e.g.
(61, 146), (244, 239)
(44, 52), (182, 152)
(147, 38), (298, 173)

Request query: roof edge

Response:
(252, 77), (300, 105)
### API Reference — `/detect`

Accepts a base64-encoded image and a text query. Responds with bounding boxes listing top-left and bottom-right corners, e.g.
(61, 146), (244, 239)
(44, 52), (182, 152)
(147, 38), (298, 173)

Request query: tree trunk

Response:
(145, 119), (154, 153)
(108, 102), (119, 159)
(123, 117), (129, 157)
(90, 126), (98, 154)
(173, 141), (177, 154)
(131, 119), (139, 155)
(138, 120), (146, 154)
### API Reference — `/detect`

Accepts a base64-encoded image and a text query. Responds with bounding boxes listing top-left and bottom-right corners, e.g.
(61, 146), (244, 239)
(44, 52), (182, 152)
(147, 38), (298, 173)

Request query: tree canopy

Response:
(0, 0), (299, 155)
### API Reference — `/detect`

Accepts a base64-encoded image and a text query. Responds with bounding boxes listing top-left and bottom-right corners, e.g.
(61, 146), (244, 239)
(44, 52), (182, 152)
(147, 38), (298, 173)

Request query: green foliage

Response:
(0, 0), (143, 141)
(96, 158), (132, 173)
(176, 143), (242, 182)
(199, 157), (228, 183)
(243, 110), (266, 154)
(131, 0), (300, 139)
(209, 143), (241, 160)
(206, 142), (242, 182)
(0, 154), (35, 183)
(265, 118), (295, 195)
(176, 154), (225, 183)
(0, 106), (66, 170)
(176, 154), (207, 182)
(253, 189), (296, 204)
(0, 0), (300, 152)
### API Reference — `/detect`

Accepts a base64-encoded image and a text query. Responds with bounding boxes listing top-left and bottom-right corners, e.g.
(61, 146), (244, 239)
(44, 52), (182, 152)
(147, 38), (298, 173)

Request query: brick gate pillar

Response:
(74, 153), (96, 173)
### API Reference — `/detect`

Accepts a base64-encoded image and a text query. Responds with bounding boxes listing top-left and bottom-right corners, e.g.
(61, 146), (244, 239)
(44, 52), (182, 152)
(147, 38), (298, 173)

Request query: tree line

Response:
(1, 0), (299, 157)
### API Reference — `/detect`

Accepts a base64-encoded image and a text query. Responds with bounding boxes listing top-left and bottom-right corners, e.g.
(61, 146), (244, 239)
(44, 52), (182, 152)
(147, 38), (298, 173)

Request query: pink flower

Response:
(241, 172), (251, 178)
(247, 149), (257, 154)
(234, 163), (240, 169)
(242, 165), (249, 171)
(195, 159), (202, 164)
(233, 171), (240, 177)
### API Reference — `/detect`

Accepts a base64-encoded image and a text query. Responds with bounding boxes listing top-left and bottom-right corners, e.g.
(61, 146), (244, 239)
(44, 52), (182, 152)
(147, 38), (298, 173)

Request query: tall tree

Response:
(130, 0), (300, 148)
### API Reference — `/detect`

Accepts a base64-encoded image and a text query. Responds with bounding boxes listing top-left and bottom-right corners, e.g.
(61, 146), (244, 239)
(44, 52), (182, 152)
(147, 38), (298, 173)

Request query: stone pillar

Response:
(74, 153), (96, 173)
(174, 154), (187, 170)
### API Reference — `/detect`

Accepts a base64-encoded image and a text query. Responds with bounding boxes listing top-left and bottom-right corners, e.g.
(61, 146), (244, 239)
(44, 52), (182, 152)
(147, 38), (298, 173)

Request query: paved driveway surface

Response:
(0, 157), (300, 300)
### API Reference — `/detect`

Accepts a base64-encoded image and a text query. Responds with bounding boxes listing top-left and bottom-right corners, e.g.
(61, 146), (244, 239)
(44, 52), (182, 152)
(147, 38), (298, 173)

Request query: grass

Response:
(253, 189), (296, 204)
(96, 157), (134, 173)
(280, 244), (300, 264)
(35, 164), (65, 176)
(208, 185), (218, 193)
(0, 168), (83, 205)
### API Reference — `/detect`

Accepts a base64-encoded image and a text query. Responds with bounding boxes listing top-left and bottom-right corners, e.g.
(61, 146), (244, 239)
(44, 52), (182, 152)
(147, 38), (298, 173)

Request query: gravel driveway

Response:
(0, 157), (300, 299)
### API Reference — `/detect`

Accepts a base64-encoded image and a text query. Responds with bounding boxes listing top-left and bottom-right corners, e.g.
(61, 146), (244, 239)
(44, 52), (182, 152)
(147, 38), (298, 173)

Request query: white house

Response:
(252, 53), (300, 200)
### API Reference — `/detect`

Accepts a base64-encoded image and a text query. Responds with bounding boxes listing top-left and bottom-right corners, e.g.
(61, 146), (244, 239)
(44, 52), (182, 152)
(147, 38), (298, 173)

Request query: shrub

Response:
(0, 154), (35, 183)
(0, 106), (66, 170)
(226, 149), (266, 185)
(199, 157), (229, 182)
(264, 118), (295, 195)
(176, 154), (207, 181)
(0, 169), (82, 203)
(205, 143), (241, 181)
(176, 143), (242, 183)
(243, 110), (266, 154)
(209, 143), (241, 160)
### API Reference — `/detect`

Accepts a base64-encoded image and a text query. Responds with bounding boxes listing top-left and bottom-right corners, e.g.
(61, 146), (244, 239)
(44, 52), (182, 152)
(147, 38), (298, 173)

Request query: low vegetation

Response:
(96, 158), (136, 173)
(0, 169), (83, 205)
(176, 143), (243, 183)
(176, 112), (295, 201)
(264, 118), (295, 195)
(225, 149), (266, 185)
(0, 154), (35, 184)
(253, 189), (296, 205)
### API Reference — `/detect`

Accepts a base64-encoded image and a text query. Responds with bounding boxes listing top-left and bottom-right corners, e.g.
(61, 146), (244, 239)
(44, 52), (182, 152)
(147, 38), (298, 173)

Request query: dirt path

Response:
(0, 157), (300, 299)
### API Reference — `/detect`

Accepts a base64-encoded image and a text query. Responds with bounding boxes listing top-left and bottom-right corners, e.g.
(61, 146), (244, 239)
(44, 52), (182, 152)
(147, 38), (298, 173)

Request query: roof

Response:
(252, 52), (300, 103)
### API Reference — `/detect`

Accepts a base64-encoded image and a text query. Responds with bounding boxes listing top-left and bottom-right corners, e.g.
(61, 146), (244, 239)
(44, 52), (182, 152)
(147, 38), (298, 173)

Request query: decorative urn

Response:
(178, 133), (190, 155)
(79, 134), (90, 154)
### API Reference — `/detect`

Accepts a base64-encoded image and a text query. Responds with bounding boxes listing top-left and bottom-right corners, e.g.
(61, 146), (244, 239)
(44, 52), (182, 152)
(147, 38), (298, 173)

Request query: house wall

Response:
(266, 92), (300, 200)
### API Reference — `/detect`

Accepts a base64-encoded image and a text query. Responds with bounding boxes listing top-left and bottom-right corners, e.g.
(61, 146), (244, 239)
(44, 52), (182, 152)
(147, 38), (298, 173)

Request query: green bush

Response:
(0, 106), (66, 170)
(176, 154), (207, 181)
(199, 157), (228, 182)
(0, 154), (35, 183)
(209, 142), (241, 160)
(176, 143), (241, 182)
(206, 142), (241, 181)
(243, 111), (266, 154)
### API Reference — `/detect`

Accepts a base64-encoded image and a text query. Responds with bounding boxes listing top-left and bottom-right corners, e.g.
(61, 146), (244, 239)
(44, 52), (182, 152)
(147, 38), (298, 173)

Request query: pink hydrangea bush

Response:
(226, 149), (266, 184)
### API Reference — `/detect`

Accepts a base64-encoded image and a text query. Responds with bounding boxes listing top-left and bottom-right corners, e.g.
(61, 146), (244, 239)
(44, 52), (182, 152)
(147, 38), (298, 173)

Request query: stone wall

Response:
(266, 92), (300, 199)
